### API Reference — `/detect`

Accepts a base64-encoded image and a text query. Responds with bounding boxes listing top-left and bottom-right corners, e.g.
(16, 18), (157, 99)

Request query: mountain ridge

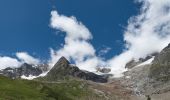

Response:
(43, 56), (108, 83)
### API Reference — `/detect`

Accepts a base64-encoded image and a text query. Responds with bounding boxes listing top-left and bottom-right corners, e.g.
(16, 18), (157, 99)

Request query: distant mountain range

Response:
(1, 44), (170, 100)
(0, 56), (110, 83)
(0, 63), (48, 79)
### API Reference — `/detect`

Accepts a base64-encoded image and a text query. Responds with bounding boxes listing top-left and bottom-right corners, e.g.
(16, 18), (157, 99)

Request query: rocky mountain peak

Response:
(57, 56), (69, 64)
(44, 57), (108, 83)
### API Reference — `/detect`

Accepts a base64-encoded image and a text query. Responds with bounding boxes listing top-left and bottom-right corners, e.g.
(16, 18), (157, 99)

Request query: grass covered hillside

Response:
(0, 75), (117, 100)
(0, 57), (132, 100)
(0, 75), (90, 100)
(0, 75), (132, 100)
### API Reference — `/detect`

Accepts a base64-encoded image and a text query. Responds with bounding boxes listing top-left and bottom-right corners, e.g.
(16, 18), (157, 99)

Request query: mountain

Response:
(121, 43), (170, 100)
(0, 58), (130, 100)
(96, 67), (111, 73)
(0, 57), (109, 83)
(43, 57), (108, 83)
(125, 53), (158, 69)
(1, 45), (170, 99)
(0, 63), (48, 79)
(150, 43), (170, 82)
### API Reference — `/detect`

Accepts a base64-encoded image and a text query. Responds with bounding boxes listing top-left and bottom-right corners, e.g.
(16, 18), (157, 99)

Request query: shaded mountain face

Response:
(149, 43), (170, 82)
(44, 57), (108, 83)
(0, 63), (48, 79)
(125, 53), (158, 69)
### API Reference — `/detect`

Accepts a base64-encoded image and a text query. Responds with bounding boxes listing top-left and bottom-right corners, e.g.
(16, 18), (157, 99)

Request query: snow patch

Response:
(136, 57), (155, 67)
(21, 71), (50, 80)
(38, 71), (49, 77)
(21, 75), (38, 80)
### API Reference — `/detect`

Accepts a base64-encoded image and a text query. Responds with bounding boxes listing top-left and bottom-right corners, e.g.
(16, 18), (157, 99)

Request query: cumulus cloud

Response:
(125, 0), (170, 58)
(50, 11), (92, 41)
(0, 56), (22, 70)
(49, 10), (130, 77)
(0, 52), (40, 70)
(49, 11), (105, 72)
(16, 52), (40, 65)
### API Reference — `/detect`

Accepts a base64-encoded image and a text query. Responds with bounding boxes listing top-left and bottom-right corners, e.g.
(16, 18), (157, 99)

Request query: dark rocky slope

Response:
(43, 57), (108, 83)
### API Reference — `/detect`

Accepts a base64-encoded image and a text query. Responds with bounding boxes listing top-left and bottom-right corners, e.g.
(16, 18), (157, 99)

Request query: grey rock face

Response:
(150, 43), (170, 82)
(125, 60), (141, 69)
(122, 43), (170, 96)
(0, 63), (49, 79)
(18, 63), (42, 76)
(96, 67), (111, 73)
(45, 57), (108, 83)
(125, 53), (158, 69)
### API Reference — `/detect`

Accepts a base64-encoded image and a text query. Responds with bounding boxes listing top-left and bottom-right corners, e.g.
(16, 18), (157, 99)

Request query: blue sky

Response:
(0, 0), (139, 60)
(1, 0), (170, 77)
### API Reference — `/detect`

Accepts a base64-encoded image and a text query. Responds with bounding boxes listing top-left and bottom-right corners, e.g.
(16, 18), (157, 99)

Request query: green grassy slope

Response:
(0, 76), (105, 100)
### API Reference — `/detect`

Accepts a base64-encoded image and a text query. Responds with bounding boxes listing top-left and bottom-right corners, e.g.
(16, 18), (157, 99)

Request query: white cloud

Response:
(125, 0), (170, 58)
(0, 0), (169, 78)
(16, 52), (40, 65)
(108, 0), (170, 77)
(0, 52), (40, 69)
(50, 11), (92, 40)
(50, 0), (170, 77)
(49, 11), (104, 72)
(49, 10), (132, 77)
(98, 47), (111, 57)
(0, 56), (21, 70)
(107, 51), (132, 77)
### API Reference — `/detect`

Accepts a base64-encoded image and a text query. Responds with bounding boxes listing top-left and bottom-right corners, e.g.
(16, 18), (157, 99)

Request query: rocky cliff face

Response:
(149, 44), (170, 82)
(121, 43), (170, 98)
(44, 57), (108, 83)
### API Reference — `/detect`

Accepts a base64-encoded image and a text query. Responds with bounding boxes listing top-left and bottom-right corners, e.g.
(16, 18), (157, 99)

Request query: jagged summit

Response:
(56, 56), (70, 65)
(44, 56), (108, 83)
